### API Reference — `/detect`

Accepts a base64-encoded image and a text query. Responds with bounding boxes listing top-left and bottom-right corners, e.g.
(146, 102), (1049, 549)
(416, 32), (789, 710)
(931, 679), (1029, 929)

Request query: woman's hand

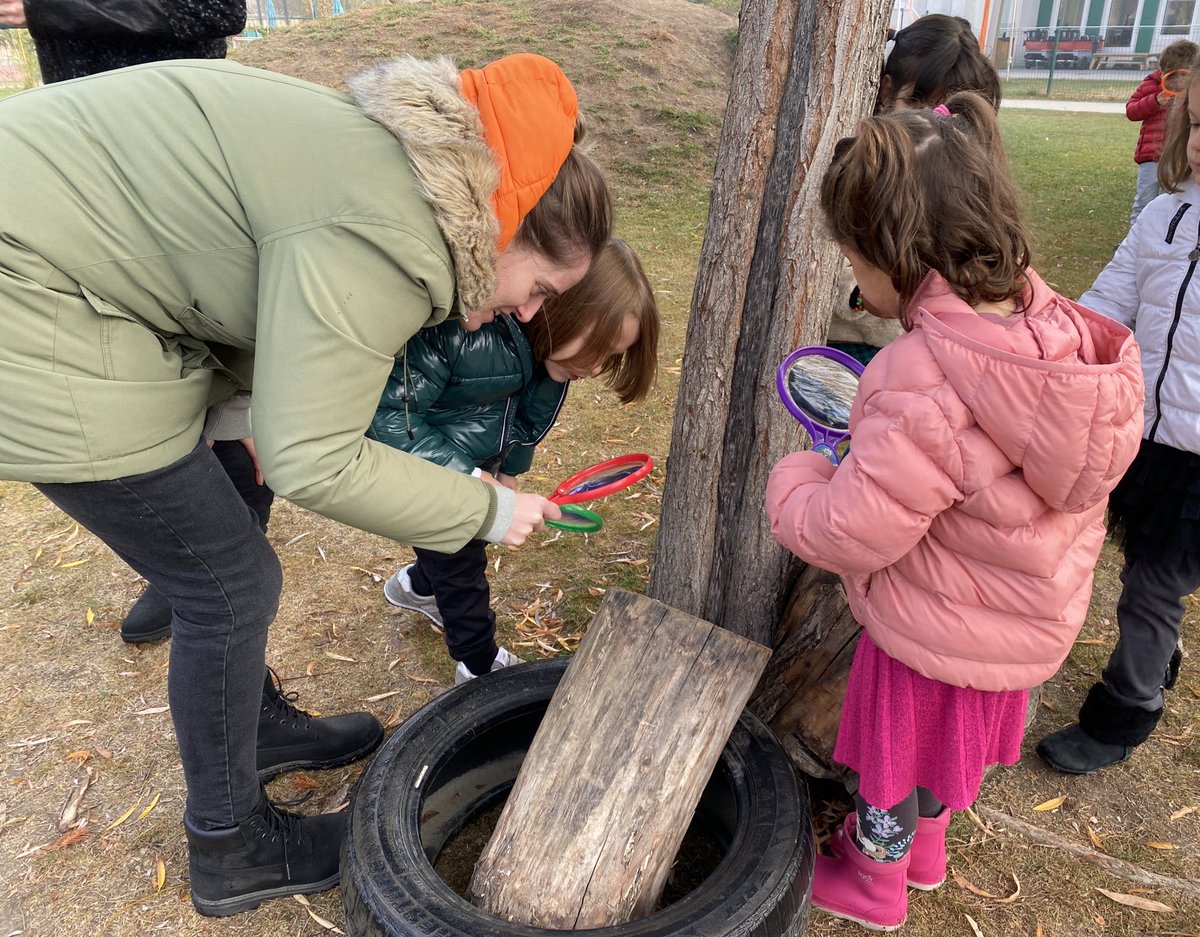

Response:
(238, 436), (264, 486)
(0, 0), (26, 28)
(500, 493), (561, 546)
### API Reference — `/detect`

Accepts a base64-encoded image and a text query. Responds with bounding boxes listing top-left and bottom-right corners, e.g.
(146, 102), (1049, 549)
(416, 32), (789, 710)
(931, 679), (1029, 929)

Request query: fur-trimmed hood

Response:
(348, 56), (500, 313)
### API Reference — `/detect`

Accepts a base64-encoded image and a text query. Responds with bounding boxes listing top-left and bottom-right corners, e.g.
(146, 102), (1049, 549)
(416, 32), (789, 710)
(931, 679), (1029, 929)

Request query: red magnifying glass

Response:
(1161, 68), (1190, 97)
(544, 454), (655, 533)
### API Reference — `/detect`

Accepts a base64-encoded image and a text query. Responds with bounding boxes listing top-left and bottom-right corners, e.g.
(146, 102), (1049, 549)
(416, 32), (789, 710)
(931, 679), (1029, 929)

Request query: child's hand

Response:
(497, 473), (519, 491)
(477, 470), (500, 485)
(501, 493), (562, 546)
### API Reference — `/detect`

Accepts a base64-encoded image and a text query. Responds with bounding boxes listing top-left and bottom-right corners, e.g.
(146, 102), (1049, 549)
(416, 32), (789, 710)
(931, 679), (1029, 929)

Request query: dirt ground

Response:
(1, 2), (1198, 936)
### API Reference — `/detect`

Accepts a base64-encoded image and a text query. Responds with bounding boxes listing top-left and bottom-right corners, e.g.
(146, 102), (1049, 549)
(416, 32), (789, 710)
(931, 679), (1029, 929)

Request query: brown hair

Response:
(1160, 39), (1199, 74)
(513, 117), (613, 265)
(1159, 56), (1200, 192)
(879, 14), (1001, 113)
(522, 238), (659, 404)
(820, 90), (1031, 319)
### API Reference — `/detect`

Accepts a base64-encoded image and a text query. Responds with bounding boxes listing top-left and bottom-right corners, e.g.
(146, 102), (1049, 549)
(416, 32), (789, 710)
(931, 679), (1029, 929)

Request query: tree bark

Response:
(469, 589), (770, 929)
(647, 0), (892, 646)
(646, 0), (893, 773)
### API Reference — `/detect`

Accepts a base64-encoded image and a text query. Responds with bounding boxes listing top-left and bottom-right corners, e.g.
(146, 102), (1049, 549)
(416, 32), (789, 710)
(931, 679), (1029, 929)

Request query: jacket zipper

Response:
(1148, 212), (1200, 441)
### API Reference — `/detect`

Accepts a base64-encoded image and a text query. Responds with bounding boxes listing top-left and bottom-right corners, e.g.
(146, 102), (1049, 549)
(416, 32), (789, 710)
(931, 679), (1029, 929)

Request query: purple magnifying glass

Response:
(776, 345), (865, 465)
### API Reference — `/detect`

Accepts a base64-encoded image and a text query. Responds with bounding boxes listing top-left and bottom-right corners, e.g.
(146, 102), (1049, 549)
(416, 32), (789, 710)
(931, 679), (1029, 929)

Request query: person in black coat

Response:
(0, 0), (246, 83)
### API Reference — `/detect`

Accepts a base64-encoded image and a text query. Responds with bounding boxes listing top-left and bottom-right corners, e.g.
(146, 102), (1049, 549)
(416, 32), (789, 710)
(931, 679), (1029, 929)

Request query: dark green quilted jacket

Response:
(368, 315), (567, 478)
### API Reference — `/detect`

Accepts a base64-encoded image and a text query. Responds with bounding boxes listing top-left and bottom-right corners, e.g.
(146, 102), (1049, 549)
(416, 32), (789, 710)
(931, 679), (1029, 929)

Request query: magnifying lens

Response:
(776, 346), (864, 465)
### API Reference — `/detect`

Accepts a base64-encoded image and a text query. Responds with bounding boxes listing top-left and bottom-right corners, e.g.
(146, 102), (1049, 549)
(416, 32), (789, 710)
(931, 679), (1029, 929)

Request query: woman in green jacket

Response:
(0, 52), (611, 915)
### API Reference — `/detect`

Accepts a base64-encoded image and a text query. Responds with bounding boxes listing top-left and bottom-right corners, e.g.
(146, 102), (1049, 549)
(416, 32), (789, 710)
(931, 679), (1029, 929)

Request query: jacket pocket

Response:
(78, 286), (181, 383)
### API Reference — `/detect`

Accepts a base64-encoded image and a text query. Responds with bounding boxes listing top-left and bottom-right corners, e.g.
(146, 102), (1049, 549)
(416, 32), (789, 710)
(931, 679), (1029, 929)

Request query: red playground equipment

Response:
(1023, 28), (1102, 69)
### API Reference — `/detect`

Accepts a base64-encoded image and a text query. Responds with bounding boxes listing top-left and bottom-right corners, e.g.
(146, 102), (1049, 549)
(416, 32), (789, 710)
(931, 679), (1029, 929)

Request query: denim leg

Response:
(412, 540), (498, 670)
(1130, 161), (1161, 227)
(36, 442), (279, 827)
(1104, 550), (1200, 711)
(210, 440), (274, 532)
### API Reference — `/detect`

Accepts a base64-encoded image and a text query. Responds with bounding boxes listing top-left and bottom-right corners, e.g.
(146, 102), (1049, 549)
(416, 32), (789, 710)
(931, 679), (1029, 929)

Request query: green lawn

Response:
(1001, 109), (1138, 299)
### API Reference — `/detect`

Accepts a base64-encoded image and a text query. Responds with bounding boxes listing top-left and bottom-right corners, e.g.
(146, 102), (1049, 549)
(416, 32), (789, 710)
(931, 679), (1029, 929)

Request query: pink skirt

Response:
(833, 632), (1028, 810)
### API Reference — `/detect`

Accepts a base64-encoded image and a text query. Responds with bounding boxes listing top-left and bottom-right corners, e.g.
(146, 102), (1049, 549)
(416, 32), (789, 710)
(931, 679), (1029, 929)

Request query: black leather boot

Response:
(1036, 682), (1161, 775)
(185, 791), (343, 916)
(120, 586), (173, 644)
(257, 670), (383, 780)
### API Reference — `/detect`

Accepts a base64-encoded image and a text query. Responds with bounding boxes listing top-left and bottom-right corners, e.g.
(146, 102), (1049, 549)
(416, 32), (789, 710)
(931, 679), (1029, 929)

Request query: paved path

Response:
(1001, 98), (1123, 113)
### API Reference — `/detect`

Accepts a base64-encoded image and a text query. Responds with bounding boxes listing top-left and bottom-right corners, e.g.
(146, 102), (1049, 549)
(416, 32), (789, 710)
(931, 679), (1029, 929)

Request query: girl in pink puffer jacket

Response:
(765, 92), (1144, 931)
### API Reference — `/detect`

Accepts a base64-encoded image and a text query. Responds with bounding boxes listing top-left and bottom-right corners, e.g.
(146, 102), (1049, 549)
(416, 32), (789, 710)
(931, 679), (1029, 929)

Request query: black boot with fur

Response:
(1036, 682), (1161, 775)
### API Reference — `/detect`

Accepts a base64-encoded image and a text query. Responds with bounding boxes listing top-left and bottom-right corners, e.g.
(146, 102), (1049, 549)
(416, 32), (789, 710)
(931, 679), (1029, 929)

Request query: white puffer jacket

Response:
(1082, 177), (1200, 455)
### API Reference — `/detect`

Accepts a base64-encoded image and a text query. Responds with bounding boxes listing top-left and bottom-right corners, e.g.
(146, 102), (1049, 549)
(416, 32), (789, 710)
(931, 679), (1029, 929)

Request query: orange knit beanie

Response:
(458, 53), (579, 252)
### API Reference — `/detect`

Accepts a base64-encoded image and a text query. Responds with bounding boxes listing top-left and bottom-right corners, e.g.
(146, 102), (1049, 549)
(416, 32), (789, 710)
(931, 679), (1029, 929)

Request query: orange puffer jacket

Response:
(766, 271), (1143, 691)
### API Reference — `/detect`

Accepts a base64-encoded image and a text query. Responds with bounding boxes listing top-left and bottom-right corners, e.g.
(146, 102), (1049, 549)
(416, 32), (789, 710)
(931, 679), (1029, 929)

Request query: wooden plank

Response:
(469, 589), (771, 929)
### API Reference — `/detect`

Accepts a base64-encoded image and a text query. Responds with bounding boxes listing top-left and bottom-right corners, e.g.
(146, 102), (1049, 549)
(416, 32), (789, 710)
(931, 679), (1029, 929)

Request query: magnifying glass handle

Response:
(812, 442), (839, 465)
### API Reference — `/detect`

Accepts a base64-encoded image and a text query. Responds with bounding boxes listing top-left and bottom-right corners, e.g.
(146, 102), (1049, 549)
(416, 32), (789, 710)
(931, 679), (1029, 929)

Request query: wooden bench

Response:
(1089, 50), (1159, 70)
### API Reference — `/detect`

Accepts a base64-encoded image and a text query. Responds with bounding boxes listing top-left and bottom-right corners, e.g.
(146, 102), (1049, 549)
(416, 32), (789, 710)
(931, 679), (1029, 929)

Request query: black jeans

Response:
(36, 442), (279, 827)
(410, 540), (499, 673)
(1105, 549), (1200, 711)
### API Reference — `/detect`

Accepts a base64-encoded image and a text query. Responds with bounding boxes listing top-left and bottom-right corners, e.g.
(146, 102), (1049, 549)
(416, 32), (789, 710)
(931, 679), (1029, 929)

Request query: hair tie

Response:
(932, 103), (951, 116)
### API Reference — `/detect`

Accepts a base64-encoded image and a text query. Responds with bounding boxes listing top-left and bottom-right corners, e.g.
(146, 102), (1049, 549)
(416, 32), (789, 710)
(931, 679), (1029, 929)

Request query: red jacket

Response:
(1128, 71), (1168, 164)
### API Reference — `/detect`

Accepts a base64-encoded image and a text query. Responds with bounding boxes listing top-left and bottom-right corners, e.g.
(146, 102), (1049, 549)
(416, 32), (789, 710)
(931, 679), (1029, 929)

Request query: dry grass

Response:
(1, 1), (1198, 935)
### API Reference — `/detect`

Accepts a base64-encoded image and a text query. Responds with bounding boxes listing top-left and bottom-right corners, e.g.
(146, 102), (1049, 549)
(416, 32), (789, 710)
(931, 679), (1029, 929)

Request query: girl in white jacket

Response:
(1038, 56), (1200, 775)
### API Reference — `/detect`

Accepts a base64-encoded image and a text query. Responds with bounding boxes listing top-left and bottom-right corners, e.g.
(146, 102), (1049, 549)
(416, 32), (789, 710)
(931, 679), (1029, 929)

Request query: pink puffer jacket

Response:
(766, 271), (1143, 691)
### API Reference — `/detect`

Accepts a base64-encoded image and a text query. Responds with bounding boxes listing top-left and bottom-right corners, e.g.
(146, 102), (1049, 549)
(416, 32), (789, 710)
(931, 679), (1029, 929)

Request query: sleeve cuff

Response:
(478, 484), (516, 543)
(203, 394), (253, 441)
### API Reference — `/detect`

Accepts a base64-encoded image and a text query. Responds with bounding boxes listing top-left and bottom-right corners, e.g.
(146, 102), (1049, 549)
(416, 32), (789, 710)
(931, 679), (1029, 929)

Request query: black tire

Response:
(342, 658), (813, 937)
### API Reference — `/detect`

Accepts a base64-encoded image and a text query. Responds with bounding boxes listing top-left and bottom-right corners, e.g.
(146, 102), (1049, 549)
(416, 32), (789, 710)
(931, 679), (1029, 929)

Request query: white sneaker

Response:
(455, 647), (522, 685)
(383, 565), (444, 632)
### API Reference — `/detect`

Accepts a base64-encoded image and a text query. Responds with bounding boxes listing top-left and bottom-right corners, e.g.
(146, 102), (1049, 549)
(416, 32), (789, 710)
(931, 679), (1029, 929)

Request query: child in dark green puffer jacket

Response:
(369, 238), (659, 683)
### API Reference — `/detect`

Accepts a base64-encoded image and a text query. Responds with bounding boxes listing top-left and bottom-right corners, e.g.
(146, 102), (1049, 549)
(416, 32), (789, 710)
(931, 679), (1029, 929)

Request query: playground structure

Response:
(1020, 27), (1102, 69)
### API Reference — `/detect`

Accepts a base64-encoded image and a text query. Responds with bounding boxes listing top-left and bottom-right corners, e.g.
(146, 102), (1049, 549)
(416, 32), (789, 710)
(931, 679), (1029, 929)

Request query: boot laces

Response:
(256, 800), (306, 881)
(263, 666), (312, 730)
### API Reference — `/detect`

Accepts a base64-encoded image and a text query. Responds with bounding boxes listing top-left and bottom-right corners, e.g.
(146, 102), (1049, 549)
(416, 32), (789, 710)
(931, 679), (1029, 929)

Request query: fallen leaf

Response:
(1097, 887), (1173, 913)
(65, 751), (90, 764)
(290, 774), (320, 792)
(1036, 925), (1044, 937)
(44, 826), (89, 852)
(58, 559), (90, 569)
(324, 652), (356, 663)
(135, 792), (161, 822)
(348, 566), (383, 583)
(952, 871), (1021, 903)
(293, 894), (345, 934)
(1033, 796), (1067, 812)
(85, 607), (95, 625)
(154, 855), (166, 890)
(132, 706), (169, 716)
(362, 690), (402, 702)
(964, 913), (984, 937)
(1144, 841), (1178, 850)
(106, 799), (140, 831)
(58, 767), (94, 831)
(1170, 806), (1197, 820)
(1086, 826), (1106, 851)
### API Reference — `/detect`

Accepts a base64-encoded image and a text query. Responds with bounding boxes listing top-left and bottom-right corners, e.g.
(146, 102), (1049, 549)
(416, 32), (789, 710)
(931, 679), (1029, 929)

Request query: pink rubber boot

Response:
(830, 810), (950, 891)
(907, 810), (950, 891)
(813, 817), (910, 931)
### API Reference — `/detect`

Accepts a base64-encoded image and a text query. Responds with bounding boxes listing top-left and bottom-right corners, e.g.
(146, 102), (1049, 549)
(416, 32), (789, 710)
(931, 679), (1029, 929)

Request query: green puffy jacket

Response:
(0, 57), (522, 552)
(369, 316), (567, 478)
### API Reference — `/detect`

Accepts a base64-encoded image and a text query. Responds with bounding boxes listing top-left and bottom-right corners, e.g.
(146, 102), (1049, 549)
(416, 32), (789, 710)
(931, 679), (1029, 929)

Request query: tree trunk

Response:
(469, 589), (770, 929)
(647, 0), (894, 772)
